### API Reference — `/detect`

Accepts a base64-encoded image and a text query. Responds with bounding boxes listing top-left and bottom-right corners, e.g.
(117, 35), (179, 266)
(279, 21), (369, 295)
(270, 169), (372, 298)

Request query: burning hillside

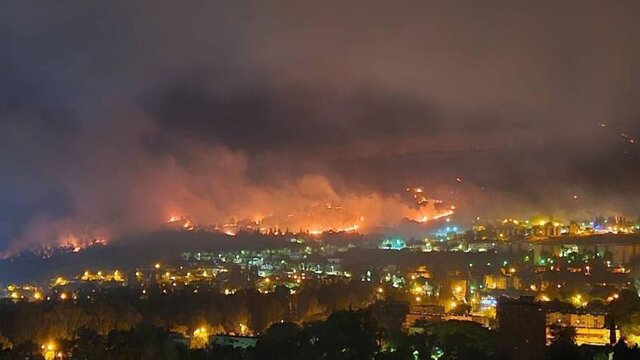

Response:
(163, 186), (455, 236)
(1, 114), (456, 257)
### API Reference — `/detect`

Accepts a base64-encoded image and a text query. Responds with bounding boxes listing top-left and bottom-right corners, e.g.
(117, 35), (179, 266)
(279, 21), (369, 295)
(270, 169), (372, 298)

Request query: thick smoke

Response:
(2, 0), (640, 252)
(1, 109), (453, 254)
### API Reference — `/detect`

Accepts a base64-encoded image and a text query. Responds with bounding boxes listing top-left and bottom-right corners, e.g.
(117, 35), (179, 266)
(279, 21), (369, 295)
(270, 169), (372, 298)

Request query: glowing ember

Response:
(166, 215), (195, 231)
(182, 219), (194, 231)
(339, 224), (359, 232)
(222, 228), (237, 236)
(405, 187), (455, 223)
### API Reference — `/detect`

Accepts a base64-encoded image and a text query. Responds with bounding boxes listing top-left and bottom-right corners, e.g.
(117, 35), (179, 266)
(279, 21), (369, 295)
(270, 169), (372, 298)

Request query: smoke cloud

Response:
(1, 0), (640, 252)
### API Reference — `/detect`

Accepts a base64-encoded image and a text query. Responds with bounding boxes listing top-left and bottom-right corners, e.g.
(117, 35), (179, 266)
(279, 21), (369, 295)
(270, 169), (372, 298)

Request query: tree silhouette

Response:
(44, 303), (90, 340)
(547, 325), (580, 360)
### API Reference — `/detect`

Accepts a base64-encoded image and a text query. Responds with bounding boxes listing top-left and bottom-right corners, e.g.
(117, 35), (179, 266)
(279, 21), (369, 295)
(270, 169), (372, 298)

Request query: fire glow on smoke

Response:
(164, 186), (455, 236)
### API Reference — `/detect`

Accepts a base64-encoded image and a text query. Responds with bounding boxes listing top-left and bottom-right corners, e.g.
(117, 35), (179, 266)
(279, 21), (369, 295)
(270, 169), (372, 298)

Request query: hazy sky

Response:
(1, 1), (640, 251)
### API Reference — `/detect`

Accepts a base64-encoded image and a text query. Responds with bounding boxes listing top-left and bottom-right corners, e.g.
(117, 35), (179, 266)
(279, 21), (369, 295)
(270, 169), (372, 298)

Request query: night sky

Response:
(1, 1), (640, 252)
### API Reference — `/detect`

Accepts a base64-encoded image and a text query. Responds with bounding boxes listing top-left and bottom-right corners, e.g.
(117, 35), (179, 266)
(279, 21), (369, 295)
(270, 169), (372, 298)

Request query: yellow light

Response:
(34, 292), (43, 300)
(415, 296), (422, 302)
(41, 341), (56, 351)
(450, 301), (457, 309)
(540, 295), (550, 302)
(377, 287), (384, 294)
(193, 326), (208, 336)
(60, 293), (68, 300)
(41, 341), (59, 360)
(10, 291), (19, 299)
(155, 263), (161, 269)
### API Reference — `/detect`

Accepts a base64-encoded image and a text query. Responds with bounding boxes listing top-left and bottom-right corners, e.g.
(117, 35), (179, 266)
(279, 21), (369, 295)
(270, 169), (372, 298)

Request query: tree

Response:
(252, 297), (287, 332)
(0, 302), (44, 345)
(547, 325), (580, 360)
(104, 324), (189, 360)
(297, 294), (327, 322)
(612, 290), (640, 332)
(88, 301), (142, 335)
(621, 312), (640, 340)
(309, 310), (386, 360)
(222, 301), (251, 335)
(253, 322), (304, 360)
(431, 320), (502, 360)
(70, 328), (105, 359)
(4, 341), (44, 360)
(0, 334), (11, 350)
(612, 339), (640, 360)
(44, 303), (90, 340)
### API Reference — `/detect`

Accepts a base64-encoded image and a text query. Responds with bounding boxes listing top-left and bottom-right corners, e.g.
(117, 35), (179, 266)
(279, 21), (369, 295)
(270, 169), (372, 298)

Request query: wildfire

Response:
(405, 187), (455, 223)
(166, 215), (195, 231)
(339, 224), (359, 232)
(412, 208), (455, 223)
(57, 234), (109, 254)
(182, 219), (194, 231)
(162, 186), (455, 237)
(222, 228), (237, 236)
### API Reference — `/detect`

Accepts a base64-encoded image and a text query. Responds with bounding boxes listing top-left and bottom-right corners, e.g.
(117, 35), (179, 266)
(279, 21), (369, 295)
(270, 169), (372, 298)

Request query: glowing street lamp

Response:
(41, 341), (58, 360)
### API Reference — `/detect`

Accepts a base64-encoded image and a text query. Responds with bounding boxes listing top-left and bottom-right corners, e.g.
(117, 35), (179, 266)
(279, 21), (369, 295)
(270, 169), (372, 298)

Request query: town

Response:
(2, 214), (640, 359)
